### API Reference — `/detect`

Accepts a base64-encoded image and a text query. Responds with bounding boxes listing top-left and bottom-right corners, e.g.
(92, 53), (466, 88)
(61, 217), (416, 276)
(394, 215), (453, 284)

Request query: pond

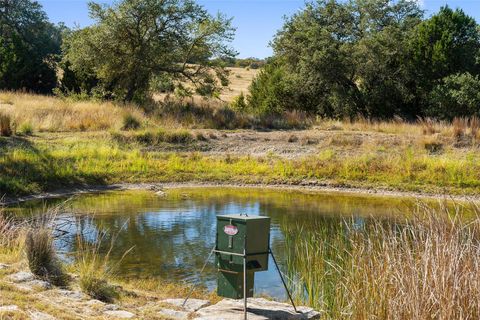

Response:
(7, 187), (425, 300)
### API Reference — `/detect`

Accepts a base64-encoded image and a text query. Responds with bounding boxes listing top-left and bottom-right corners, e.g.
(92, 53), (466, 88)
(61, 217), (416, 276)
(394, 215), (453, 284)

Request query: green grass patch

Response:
(0, 133), (479, 197)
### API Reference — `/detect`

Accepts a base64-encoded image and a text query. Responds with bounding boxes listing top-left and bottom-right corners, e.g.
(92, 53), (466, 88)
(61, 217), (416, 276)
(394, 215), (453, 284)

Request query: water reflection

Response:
(10, 187), (419, 299)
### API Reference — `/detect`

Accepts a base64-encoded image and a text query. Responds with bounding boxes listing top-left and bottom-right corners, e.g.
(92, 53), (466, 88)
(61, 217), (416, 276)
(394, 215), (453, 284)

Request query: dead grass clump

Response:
(469, 116), (480, 141)
(0, 214), (22, 248)
(25, 228), (68, 287)
(418, 117), (438, 135)
(452, 117), (468, 139)
(121, 113), (142, 131)
(0, 112), (13, 136)
(76, 224), (133, 303)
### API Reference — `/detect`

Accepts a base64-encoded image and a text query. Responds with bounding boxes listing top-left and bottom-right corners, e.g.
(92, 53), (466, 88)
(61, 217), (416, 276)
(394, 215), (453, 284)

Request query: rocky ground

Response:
(0, 264), (319, 320)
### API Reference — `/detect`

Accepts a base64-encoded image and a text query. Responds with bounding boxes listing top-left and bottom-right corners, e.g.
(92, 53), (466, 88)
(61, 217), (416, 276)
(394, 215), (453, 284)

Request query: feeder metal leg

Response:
(182, 245), (216, 308)
(269, 248), (298, 313)
(243, 250), (247, 320)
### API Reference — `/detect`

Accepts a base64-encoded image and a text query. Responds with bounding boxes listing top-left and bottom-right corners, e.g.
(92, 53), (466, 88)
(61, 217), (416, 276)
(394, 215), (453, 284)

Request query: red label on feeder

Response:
(224, 225), (238, 236)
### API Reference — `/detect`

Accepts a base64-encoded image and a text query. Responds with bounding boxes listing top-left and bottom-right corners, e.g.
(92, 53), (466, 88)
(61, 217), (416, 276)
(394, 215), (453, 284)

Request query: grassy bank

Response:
(1, 130), (480, 198)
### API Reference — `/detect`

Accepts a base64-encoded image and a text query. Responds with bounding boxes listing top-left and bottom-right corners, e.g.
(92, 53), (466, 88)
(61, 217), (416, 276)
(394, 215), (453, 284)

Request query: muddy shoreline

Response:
(2, 181), (478, 206)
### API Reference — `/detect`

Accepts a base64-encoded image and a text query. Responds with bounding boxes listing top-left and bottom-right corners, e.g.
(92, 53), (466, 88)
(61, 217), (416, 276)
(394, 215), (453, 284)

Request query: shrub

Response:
(0, 113), (13, 136)
(230, 92), (248, 111)
(25, 229), (68, 286)
(18, 122), (34, 136)
(121, 113), (141, 130)
(428, 73), (480, 120)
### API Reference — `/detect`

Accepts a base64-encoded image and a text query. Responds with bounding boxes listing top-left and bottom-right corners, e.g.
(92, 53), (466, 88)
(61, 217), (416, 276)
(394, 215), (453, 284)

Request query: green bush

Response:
(121, 113), (141, 130)
(428, 73), (480, 120)
(230, 92), (248, 111)
(247, 62), (292, 116)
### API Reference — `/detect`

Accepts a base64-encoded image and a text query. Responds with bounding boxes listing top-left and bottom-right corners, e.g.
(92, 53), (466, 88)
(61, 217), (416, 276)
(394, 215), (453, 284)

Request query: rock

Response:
(158, 308), (189, 320)
(155, 190), (166, 197)
(104, 310), (135, 319)
(15, 279), (52, 292)
(56, 289), (85, 300)
(0, 305), (20, 312)
(0, 263), (10, 269)
(194, 298), (320, 320)
(29, 311), (56, 320)
(105, 304), (120, 311)
(7, 271), (35, 283)
(161, 298), (210, 312)
(85, 299), (105, 307)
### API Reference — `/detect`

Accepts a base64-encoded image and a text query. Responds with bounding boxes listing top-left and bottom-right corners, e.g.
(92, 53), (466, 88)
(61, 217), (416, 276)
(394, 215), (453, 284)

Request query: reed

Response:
(283, 202), (480, 319)
(75, 218), (133, 302)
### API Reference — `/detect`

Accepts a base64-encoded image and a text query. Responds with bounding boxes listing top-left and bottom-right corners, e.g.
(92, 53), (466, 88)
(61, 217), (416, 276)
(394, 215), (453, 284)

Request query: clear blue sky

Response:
(38, 0), (480, 58)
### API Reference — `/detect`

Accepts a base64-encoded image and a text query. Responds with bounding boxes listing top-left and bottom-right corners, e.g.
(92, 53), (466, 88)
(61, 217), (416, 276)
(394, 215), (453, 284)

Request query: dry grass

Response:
(285, 201), (480, 319)
(0, 92), (147, 132)
(0, 112), (12, 136)
(221, 67), (259, 101)
(25, 228), (68, 287)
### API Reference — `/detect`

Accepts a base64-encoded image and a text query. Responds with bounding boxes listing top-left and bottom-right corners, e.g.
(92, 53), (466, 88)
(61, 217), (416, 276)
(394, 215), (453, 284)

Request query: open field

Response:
(154, 67), (259, 103)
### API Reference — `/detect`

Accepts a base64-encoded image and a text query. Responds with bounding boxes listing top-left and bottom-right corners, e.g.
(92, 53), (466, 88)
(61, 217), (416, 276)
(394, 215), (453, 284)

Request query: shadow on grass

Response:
(0, 136), (107, 197)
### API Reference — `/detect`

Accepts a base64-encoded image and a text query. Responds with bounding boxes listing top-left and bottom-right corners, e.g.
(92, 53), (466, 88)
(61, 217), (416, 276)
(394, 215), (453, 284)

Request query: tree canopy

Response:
(0, 0), (61, 93)
(248, 0), (480, 120)
(61, 0), (236, 103)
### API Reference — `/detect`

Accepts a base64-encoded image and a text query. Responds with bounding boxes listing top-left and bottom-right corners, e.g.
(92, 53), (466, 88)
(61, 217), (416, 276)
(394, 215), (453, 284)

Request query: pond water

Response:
(8, 187), (423, 299)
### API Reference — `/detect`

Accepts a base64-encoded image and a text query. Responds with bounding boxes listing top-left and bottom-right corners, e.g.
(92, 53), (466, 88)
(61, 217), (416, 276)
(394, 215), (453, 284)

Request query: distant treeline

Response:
(212, 57), (267, 69)
(244, 1), (480, 120)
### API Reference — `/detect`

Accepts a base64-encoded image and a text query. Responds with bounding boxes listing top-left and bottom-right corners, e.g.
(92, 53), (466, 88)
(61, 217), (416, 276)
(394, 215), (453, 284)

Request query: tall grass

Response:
(25, 228), (68, 286)
(0, 213), (24, 252)
(0, 112), (13, 136)
(283, 202), (480, 319)
(0, 92), (147, 132)
(75, 221), (133, 302)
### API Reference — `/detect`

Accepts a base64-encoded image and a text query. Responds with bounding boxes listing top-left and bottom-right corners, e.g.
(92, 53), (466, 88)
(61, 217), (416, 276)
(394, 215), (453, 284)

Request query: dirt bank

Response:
(2, 181), (478, 206)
